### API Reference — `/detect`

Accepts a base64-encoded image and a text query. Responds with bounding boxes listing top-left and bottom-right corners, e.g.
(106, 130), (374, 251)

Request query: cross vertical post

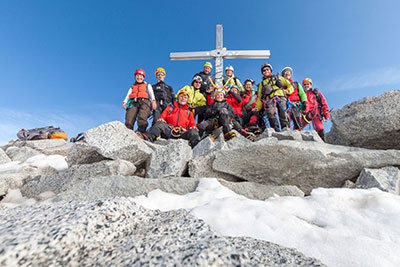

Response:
(215, 24), (224, 87)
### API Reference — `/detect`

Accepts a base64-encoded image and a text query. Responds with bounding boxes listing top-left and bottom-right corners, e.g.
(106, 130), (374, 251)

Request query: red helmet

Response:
(135, 68), (146, 77)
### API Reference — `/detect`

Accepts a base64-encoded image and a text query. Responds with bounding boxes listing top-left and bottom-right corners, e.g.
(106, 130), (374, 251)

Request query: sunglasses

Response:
(303, 83), (311, 86)
(262, 68), (271, 72)
(156, 73), (165, 76)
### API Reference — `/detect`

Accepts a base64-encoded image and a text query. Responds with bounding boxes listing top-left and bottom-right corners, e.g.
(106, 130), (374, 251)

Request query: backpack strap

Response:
(244, 91), (256, 109)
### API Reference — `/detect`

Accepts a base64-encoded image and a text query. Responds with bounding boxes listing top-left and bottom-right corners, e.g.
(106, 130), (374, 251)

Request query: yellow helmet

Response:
(177, 88), (189, 97)
(203, 62), (213, 69)
(155, 67), (166, 76)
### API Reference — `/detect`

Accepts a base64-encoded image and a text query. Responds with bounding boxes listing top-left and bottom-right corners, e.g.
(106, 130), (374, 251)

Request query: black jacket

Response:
(204, 100), (234, 120)
(151, 81), (175, 107)
(194, 71), (213, 95)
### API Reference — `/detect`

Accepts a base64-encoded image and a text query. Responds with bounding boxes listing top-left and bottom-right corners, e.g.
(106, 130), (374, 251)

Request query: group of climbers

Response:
(122, 61), (330, 147)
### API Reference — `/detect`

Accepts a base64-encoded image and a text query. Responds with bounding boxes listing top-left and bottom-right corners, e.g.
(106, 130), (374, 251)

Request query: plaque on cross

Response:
(170, 24), (271, 88)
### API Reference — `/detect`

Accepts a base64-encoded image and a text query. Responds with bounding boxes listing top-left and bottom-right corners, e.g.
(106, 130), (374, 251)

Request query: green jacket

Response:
(256, 76), (294, 110)
(176, 85), (206, 107)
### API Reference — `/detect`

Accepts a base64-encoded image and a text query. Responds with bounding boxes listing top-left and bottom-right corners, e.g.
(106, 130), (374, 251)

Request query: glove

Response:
(275, 78), (283, 88)
(324, 111), (330, 119)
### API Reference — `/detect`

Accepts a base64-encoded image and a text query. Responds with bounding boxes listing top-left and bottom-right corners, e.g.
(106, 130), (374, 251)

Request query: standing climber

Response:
(301, 78), (330, 141)
(123, 68), (156, 133)
(193, 62), (214, 97)
(223, 65), (245, 93)
(152, 67), (175, 124)
(255, 63), (294, 132)
(281, 66), (308, 130)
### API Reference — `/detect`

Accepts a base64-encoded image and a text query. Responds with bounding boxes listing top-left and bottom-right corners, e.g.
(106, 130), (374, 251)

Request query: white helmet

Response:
(225, 65), (234, 72)
(281, 66), (293, 76)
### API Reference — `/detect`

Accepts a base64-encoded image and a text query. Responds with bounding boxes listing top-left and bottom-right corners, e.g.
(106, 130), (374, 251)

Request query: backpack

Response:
(312, 88), (325, 119)
(17, 126), (68, 141)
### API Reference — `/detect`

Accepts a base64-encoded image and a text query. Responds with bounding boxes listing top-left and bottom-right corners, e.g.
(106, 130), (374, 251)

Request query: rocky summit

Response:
(1, 91), (400, 266)
(0, 198), (325, 266)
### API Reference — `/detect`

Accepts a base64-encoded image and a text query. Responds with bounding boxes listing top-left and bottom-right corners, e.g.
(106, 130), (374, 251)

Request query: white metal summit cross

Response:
(170, 24), (270, 88)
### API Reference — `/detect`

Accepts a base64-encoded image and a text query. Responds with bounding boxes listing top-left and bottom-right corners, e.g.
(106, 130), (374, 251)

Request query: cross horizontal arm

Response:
(170, 51), (214, 61)
(223, 50), (271, 59)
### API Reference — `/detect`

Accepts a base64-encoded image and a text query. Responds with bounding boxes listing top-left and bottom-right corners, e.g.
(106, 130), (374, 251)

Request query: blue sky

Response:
(1, 0), (400, 144)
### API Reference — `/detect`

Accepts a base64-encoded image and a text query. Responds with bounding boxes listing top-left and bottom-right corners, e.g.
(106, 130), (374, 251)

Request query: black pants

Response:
(198, 108), (232, 136)
(264, 96), (289, 131)
(288, 101), (303, 130)
(145, 121), (200, 148)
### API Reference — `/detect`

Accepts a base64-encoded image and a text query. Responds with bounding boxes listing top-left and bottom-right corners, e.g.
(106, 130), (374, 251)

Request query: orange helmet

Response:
(155, 67), (166, 76)
(302, 78), (313, 85)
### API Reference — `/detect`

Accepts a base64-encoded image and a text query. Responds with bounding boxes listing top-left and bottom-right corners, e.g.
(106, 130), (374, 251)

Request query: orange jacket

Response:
(128, 83), (149, 99)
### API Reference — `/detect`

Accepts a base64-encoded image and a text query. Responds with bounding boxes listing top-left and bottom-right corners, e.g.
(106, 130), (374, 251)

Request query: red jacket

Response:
(158, 101), (196, 130)
(305, 89), (330, 118)
(226, 92), (243, 116)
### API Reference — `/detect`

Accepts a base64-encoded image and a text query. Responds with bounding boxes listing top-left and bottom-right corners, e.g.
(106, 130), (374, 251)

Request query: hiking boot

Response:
(136, 132), (150, 141)
(224, 131), (236, 141)
(245, 132), (256, 141)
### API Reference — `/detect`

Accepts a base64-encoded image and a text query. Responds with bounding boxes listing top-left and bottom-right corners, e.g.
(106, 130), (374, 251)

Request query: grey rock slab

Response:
(84, 121), (152, 166)
(272, 130), (303, 141)
(5, 146), (43, 162)
(326, 90), (400, 149)
(220, 180), (305, 199)
(21, 160), (136, 199)
(68, 159), (136, 180)
(355, 167), (400, 194)
(55, 176), (304, 202)
(189, 154), (243, 182)
(55, 176), (200, 201)
(0, 173), (30, 196)
(0, 198), (324, 266)
(192, 137), (217, 158)
(0, 148), (11, 164)
(0, 166), (58, 196)
(300, 130), (324, 142)
(23, 139), (72, 156)
(66, 142), (108, 167)
(146, 139), (192, 178)
(227, 236), (326, 266)
(213, 139), (400, 194)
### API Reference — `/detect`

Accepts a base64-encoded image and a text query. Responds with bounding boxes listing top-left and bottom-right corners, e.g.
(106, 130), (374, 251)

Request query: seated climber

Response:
(136, 89), (201, 148)
(198, 89), (236, 141)
(241, 79), (262, 136)
(301, 78), (330, 141)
